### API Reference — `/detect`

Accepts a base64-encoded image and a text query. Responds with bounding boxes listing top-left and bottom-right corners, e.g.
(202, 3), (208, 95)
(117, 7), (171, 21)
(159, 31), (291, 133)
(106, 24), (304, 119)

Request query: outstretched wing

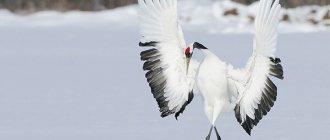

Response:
(227, 0), (283, 135)
(138, 0), (197, 119)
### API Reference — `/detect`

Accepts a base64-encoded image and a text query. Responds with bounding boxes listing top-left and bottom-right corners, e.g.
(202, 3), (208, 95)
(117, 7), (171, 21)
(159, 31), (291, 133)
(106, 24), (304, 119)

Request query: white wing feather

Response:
(227, 0), (283, 134)
(139, 0), (197, 118)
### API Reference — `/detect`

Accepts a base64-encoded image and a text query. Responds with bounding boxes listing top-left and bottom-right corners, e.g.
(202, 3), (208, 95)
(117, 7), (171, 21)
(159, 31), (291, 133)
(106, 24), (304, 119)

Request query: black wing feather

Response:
(235, 57), (283, 135)
(140, 41), (194, 119)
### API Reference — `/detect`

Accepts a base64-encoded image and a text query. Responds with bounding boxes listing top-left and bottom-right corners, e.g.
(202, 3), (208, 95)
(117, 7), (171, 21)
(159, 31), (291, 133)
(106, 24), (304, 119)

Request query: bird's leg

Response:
(205, 126), (213, 140)
(214, 126), (221, 140)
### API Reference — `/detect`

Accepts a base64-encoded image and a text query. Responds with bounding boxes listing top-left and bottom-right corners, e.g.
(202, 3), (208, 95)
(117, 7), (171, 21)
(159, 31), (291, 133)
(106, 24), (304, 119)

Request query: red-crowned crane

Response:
(138, 0), (283, 139)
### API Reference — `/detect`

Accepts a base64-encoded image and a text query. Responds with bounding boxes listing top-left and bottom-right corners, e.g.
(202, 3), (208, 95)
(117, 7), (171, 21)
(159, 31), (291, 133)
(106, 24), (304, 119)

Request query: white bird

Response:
(138, 0), (284, 139)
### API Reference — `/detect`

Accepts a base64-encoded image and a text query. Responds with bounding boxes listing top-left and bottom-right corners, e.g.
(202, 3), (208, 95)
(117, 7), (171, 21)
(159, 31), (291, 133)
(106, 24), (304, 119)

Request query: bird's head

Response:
(185, 42), (208, 59)
(185, 42), (208, 74)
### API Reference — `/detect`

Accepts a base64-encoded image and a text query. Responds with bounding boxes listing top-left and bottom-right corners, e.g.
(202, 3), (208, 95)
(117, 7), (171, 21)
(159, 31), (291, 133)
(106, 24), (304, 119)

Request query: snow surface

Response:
(0, 0), (329, 33)
(0, 0), (330, 140)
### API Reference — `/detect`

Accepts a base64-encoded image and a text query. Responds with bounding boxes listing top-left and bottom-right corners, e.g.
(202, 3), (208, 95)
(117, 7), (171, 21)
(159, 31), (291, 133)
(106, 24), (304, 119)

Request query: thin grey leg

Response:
(205, 126), (213, 140)
(214, 126), (221, 140)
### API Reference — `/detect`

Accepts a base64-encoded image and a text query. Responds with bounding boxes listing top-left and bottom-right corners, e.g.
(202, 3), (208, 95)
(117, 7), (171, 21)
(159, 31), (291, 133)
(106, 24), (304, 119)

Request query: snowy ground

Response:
(0, 1), (330, 140)
(0, 0), (330, 33)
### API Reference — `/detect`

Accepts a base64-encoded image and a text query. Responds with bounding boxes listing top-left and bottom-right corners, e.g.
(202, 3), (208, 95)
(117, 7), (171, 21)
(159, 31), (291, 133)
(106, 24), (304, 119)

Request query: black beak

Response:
(193, 42), (208, 50)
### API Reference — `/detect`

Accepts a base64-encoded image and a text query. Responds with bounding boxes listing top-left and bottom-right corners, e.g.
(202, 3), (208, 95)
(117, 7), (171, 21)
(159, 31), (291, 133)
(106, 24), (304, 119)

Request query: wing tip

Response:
(235, 75), (279, 135)
(234, 105), (253, 135)
(139, 41), (158, 47)
(174, 91), (194, 120)
(269, 57), (284, 80)
(140, 48), (160, 61)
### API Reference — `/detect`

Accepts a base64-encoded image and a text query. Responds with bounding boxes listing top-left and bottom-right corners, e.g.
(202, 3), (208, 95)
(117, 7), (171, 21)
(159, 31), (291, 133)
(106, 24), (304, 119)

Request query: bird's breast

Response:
(196, 56), (229, 101)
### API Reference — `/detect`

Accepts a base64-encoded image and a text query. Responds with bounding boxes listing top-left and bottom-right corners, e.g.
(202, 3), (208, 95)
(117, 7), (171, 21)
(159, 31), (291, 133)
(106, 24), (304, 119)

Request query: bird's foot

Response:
(214, 126), (221, 140)
(205, 135), (211, 140)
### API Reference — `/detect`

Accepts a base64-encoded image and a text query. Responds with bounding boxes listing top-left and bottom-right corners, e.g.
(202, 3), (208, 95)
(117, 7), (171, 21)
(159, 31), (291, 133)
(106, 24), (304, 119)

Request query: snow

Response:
(0, 6), (138, 28)
(0, 0), (329, 33)
(0, 0), (329, 140)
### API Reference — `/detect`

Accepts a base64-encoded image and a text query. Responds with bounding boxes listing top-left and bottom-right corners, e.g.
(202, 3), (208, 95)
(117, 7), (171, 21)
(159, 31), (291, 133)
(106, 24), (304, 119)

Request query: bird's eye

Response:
(185, 47), (190, 56)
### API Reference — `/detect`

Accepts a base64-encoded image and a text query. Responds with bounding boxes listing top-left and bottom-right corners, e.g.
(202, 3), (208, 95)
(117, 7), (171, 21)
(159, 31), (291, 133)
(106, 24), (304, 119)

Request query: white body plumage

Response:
(197, 50), (231, 125)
